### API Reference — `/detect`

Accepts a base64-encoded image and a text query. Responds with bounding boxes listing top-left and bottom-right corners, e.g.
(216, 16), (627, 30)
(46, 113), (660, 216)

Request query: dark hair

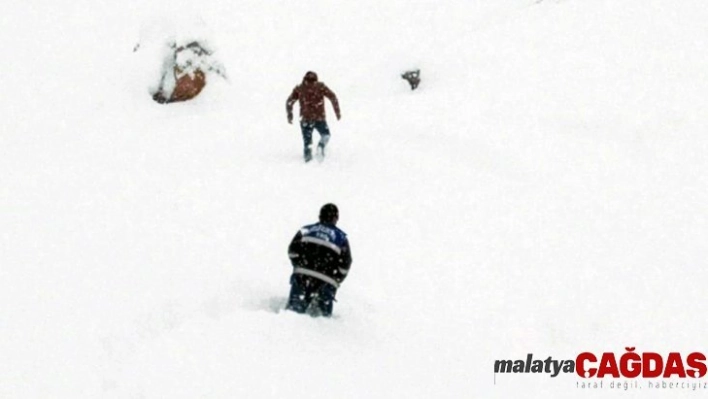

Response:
(304, 71), (318, 83)
(319, 203), (339, 224)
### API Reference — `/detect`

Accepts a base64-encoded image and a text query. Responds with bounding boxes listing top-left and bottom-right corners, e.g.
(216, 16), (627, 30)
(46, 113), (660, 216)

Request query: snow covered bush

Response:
(151, 40), (227, 104)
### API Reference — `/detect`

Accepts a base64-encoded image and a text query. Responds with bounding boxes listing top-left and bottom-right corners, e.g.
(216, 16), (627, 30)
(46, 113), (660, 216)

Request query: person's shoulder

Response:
(318, 82), (337, 95)
(299, 222), (320, 233)
(334, 225), (348, 238)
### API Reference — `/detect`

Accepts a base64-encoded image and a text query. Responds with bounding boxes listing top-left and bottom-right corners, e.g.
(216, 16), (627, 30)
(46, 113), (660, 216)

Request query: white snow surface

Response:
(2, 0), (708, 397)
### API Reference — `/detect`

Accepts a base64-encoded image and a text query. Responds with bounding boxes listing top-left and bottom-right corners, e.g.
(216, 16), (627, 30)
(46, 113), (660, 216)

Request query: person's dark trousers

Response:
(286, 274), (337, 317)
(300, 120), (331, 159)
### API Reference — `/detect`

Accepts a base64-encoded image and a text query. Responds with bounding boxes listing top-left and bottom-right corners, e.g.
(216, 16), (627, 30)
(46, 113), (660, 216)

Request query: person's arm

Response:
(335, 238), (352, 282)
(322, 84), (341, 120)
(288, 231), (304, 267)
(286, 87), (300, 123)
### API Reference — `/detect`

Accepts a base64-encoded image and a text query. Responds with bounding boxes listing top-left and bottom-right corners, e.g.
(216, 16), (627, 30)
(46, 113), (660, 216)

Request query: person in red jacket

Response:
(286, 71), (341, 162)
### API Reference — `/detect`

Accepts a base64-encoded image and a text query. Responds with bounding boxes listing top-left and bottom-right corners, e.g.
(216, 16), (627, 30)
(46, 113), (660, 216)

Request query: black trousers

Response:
(285, 274), (337, 317)
(300, 120), (331, 154)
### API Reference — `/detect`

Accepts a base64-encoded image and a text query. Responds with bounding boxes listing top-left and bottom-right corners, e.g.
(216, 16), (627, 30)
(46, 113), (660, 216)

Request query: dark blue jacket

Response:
(288, 222), (352, 287)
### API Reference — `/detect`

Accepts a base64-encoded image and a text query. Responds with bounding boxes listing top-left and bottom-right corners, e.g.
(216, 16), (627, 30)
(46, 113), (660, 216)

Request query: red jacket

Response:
(286, 72), (341, 122)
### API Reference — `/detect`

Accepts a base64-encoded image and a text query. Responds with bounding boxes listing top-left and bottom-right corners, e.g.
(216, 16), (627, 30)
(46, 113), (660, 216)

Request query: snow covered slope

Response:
(1, 0), (707, 397)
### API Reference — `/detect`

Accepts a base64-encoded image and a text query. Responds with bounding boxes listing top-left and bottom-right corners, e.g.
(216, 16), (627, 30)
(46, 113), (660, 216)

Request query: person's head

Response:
(319, 203), (339, 225)
(303, 71), (318, 84)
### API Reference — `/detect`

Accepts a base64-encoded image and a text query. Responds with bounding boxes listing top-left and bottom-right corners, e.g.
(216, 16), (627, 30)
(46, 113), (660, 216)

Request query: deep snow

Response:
(1, 0), (707, 397)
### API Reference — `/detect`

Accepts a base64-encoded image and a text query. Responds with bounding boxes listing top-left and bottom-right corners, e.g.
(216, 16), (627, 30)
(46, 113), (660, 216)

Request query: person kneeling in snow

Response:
(286, 204), (352, 317)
